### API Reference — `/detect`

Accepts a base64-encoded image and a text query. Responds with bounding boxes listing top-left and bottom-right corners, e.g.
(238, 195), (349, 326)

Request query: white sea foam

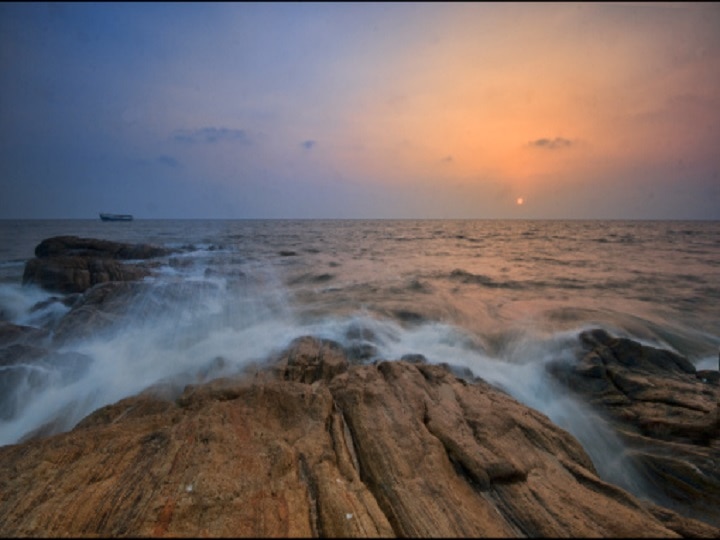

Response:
(248, 306), (648, 497)
(1, 218), (718, 508)
(0, 270), (694, 502)
(0, 266), (302, 445)
(309, 315), (652, 498)
(0, 283), (70, 327)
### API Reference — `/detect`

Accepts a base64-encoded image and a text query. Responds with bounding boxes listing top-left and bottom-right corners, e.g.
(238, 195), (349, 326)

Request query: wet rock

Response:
(392, 309), (426, 324)
(399, 353), (427, 364)
(407, 278), (432, 293)
(0, 322), (50, 348)
(22, 236), (172, 294)
(33, 236), (171, 260)
(0, 335), (92, 421)
(50, 281), (144, 344)
(548, 329), (720, 526)
(275, 336), (349, 384)
(51, 279), (223, 345)
(345, 322), (377, 342)
(346, 342), (378, 362)
(1, 338), (717, 537)
(22, 256), (150, 294)
(344, 323), (379, 361)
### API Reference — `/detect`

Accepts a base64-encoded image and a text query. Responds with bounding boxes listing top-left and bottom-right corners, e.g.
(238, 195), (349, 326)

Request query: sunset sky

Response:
(1, 2), (719, 219)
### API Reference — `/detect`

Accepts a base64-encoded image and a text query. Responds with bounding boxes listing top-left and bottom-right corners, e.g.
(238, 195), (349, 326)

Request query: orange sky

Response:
(325, 3), (719, 189)
(1, 2), (719, 218)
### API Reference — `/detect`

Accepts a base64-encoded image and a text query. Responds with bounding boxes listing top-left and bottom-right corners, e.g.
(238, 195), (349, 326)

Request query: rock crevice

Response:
(0, 334), (718, 537)
(548, 328), (720, 527)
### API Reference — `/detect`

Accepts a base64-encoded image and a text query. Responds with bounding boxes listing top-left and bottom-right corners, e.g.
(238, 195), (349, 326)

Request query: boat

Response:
(99, 213), (134, 222)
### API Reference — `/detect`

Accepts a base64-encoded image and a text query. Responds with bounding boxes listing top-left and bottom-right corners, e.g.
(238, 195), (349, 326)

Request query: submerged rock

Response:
(0, 322), (92, 422)
(548, 328), (720, 527)
(22, 236), (172, 294)
(0, 322), (50, 348)
(1, 337), (717, 537)
(49, 281), (146, 344)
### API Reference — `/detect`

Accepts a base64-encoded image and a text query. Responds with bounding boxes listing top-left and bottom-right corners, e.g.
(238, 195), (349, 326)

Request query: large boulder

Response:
(548, 329), (720, 526)
(22, 236), (171, 294)
(33, 236), (170, 260)
(0, 337), (717, 537)
(22, 256), (151, 294)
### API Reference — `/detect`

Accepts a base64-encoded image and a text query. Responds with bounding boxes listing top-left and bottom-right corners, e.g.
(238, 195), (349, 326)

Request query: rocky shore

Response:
(548, 328), (720, 527)
(0, 236), (718, 537)
(22, 235), (173, 294)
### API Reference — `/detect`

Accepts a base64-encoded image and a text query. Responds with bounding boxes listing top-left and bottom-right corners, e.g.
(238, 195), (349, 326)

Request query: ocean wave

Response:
(1, 219), (719, 518)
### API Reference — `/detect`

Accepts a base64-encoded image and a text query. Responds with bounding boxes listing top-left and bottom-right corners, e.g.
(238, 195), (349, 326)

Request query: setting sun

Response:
(517, 197), (524, 206)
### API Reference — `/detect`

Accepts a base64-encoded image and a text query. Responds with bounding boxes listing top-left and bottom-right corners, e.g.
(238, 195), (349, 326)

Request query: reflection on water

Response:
(0, 219), (718, 503)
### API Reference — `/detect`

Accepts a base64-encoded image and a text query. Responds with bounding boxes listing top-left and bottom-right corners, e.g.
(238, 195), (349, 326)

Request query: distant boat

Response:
(99, 213), (134, 222)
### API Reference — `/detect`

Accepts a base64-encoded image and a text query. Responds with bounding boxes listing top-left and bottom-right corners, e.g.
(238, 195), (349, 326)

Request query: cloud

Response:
(528, 137), (574, 149)
(441, 155), (453, 163)
(301, 139), (316, 150)
(157, 155), (180, 167)
(173, 127), (252, 144)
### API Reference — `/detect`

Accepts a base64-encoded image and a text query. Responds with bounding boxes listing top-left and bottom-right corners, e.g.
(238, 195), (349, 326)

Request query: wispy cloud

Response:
(157, 155), (180, 167)
(301, 139), (316, 150)
(440, 155), (453, 163)
(528, 137), (574, 149)
(173, 127), (252, 144)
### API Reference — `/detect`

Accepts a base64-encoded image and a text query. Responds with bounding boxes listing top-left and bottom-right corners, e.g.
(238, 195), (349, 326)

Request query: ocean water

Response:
(1, 219), (719, 500)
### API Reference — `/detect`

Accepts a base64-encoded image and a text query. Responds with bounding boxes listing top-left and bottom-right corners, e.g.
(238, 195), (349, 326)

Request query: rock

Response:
(697, 370), (720, 384)
(23, 256), (151, 294)
(0, 322), (50, 348)
(275, 336), (349, 384)
(548, 329), (720, 526)
(22, 236), (171, 294)
(0, 324), (92, 421)
(50, 281), (145, 344)
(33, 236), (170, 260)
(399, 353), (427, 364)
(1, 337), (717, 537)
(50, 279), (224, 345)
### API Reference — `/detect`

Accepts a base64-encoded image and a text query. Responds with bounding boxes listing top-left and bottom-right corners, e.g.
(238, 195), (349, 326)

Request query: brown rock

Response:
(548, 329), (720, 526)
(1, 337), (716, 537)
(22, 236), (171, 294)
(34, 236), (171, 260)
(23, 255), (151, 294)
(50, 281), (145, 344)
(50, 279), (224, 345)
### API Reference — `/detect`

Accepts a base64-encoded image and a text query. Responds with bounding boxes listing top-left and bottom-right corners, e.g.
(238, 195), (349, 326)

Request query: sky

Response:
(1, 2), (719, 219)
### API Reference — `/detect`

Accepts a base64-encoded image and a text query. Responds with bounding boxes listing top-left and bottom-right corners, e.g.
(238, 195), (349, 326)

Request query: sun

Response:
(516, 197), (524, 206)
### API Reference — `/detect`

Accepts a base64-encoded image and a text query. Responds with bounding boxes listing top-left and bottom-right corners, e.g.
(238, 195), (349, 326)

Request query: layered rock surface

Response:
(548, 329), (720, 526)
(22, 236), (172, 294)
(1, 337), (717, 537)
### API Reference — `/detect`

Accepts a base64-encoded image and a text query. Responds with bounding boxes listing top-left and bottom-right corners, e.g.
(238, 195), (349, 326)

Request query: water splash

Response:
(0, 283), (70, 327)
(306, 315), (654, 499)
(0, 261), (697, 504)
(0, 266), (300, 445)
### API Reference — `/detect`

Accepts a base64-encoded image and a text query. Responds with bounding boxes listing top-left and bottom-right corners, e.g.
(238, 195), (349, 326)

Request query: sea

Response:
(1, 219), (719, 501)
